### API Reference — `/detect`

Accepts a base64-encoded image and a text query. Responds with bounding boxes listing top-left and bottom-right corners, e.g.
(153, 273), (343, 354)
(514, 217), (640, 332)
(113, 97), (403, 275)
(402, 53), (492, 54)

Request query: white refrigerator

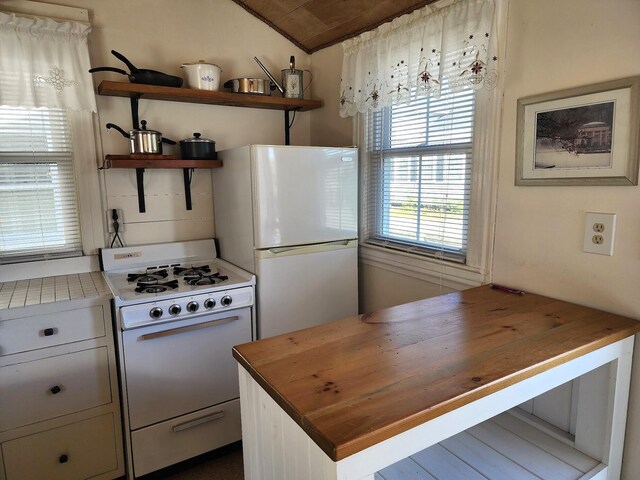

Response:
(213, 145), (358, 339)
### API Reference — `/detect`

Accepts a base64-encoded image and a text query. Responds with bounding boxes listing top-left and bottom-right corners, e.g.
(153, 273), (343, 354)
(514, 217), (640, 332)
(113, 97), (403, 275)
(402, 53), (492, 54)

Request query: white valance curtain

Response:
(339, 0), (497, 117)
(0, 12), (96, 112)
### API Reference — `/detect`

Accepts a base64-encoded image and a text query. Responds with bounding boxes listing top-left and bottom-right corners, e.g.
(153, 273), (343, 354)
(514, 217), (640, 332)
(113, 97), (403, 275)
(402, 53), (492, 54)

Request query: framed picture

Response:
(516, 77), (640, 186)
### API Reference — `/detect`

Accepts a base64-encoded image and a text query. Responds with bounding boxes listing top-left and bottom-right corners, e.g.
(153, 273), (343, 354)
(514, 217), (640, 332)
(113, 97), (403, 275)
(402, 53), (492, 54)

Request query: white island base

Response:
(238, 336), (634, 480)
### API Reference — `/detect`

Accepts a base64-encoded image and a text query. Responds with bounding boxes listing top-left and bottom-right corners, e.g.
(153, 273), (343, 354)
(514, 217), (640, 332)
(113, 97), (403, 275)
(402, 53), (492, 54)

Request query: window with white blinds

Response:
(365, 85), (475, 262)
(0, 106), (82, 264)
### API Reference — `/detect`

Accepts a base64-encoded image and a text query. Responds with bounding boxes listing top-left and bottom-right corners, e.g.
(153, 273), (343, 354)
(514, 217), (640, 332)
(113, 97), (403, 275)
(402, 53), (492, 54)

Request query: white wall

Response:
(41, 0), (312, 246)
(359, 263), (455, 313)
(309, 44), (352, 147)
(493, 1), (640, 477)
(493, 0), (640, 318)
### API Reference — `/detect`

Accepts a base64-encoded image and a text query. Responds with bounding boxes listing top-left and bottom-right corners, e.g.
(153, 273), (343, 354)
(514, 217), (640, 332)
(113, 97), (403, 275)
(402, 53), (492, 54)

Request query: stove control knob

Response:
(204, 298), (216, 309)
(149, 307), (163, 319)
(186, 301), (199, 313)
(221, 295), (232, 307)
(168, 304), (181, 316)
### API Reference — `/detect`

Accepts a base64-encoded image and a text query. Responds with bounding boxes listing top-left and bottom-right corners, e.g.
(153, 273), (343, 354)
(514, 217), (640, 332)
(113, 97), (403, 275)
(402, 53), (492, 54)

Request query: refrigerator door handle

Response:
(268, 240), (351, 255)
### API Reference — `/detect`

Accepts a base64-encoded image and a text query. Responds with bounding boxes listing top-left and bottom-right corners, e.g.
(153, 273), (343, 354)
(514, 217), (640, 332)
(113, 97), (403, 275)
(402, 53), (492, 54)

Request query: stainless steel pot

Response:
(130, 123), (162, 154)
(223, 78), (272, 95)
(106, 120), (176, 154)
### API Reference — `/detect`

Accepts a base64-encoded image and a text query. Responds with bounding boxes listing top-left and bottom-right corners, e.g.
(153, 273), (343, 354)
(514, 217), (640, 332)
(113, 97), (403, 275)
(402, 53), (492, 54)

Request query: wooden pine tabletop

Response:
(232, 285), (640, 461)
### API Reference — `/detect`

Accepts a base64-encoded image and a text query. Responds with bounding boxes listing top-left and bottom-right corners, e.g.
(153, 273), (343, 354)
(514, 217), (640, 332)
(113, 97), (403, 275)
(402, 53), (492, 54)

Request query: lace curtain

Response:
(0, 12), (96, 112)
(339, 0), (497, 117)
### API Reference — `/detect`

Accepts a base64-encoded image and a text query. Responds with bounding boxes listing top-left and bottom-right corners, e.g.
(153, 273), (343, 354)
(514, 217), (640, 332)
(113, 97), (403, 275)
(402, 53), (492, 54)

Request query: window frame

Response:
(0, 106), (83, 263)
(358, 84), (500, 289)
(367, 91), (476, 263)
(0, 108), (104, 270)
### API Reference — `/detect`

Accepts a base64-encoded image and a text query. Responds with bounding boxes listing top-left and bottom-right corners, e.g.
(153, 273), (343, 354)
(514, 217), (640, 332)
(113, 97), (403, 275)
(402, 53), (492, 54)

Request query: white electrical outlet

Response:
(583, 212), (615, 256)
(106, 209), (125, 233)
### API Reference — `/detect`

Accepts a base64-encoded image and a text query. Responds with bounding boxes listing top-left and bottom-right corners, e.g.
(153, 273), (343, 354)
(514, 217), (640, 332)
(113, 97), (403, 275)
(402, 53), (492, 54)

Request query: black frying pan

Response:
(89, 50), (183, 88)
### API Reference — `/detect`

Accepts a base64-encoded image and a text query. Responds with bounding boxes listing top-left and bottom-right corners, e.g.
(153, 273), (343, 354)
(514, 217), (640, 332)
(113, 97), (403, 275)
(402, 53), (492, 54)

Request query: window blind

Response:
(0, 106), (82, 263)
(365, 85), (475, 262)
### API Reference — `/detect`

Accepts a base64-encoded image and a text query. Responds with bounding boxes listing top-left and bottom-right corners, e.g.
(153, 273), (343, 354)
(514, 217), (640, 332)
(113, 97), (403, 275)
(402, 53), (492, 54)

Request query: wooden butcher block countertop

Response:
(232, 285), (640, 462)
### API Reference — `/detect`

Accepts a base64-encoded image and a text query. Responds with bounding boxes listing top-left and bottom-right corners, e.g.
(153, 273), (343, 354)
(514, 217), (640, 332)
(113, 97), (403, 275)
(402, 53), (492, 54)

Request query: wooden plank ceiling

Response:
(232, 0), (439, 54)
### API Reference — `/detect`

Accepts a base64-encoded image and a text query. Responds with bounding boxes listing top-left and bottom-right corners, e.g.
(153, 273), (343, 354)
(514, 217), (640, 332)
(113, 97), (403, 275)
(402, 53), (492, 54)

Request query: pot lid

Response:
(181, 60), (222, 69)
(131, 120), (161, 135)
(181, 132), (215, 144)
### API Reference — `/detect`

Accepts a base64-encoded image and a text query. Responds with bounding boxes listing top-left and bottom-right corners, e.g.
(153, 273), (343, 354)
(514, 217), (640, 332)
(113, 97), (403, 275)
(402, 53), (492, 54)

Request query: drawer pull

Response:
(140, 316), (239, 341)
(50, 385), (62, 395)
(58, 454), (69, 464)
(43, 327), (56, 336)
(172, 411), (225, 432)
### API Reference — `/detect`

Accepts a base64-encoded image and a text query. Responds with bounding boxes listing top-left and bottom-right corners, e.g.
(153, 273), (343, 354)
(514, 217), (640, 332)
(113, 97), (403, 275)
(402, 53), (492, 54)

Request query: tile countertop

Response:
(0, 272), (110, 310)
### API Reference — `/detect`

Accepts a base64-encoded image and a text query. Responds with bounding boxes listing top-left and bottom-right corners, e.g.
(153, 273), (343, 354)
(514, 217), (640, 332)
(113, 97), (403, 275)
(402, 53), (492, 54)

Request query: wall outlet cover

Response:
(583, 212), (615, 256)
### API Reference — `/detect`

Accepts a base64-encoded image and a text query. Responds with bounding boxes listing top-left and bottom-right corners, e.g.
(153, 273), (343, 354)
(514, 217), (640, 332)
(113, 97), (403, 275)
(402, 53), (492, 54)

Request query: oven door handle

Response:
(172, 411), (225, 433)
(139, 316), (239, 341)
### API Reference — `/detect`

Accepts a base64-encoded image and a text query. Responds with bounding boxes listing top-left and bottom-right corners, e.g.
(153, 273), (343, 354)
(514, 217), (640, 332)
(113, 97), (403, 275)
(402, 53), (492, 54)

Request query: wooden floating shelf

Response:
(105, 154), (221, 169)
(97, 81), (323, 112)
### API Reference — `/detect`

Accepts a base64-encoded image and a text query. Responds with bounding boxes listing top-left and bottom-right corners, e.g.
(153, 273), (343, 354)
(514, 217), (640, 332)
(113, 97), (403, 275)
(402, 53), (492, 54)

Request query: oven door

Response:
(122, 306), (252, 430)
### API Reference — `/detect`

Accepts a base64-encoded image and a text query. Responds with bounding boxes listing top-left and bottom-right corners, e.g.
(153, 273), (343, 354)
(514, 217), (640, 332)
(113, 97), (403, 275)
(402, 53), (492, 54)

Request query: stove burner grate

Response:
(173, 265), (212, 276)
(184, 272), (229, 286)
(134, 279), (179, 294)
(127, 269), (169, 283)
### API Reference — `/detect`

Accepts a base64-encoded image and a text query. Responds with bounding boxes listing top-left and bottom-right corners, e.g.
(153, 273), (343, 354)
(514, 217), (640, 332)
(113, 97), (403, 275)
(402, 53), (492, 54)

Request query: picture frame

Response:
(516, 76), (640, 186)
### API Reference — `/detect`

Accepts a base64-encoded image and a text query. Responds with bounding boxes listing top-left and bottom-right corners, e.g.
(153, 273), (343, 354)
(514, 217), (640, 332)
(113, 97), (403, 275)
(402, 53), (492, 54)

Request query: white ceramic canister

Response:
(181, 60), (222, 90)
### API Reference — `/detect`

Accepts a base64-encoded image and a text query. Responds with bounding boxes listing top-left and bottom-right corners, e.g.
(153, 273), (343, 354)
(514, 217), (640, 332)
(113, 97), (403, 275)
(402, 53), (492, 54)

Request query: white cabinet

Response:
(2, 414), (120, 480)
(0, 296), (124, 480)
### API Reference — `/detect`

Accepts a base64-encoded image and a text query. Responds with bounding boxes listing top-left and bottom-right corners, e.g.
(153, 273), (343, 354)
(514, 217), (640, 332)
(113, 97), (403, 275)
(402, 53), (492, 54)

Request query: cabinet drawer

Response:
(2, 413), (119, 480)
(0, 347), (111, 432)
(131, 398), (241, 477)
(0, 306), (105, 356)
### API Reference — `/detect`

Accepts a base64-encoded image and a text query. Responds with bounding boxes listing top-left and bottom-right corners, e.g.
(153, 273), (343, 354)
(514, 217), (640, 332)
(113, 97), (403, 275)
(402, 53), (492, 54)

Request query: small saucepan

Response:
(223, 78), (274, 96)
(106, 120), (176, 154)
(180, 133), (217, 160)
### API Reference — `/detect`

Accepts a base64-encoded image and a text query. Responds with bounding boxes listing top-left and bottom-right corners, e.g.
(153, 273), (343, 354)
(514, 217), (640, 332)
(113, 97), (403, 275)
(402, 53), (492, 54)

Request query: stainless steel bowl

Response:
(223, 78), (272, 95)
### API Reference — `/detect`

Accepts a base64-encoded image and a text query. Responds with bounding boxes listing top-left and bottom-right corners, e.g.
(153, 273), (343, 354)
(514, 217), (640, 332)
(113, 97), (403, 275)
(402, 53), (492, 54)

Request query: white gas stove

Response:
(100, 239), (255, 478)
(101, 239), (255, 329)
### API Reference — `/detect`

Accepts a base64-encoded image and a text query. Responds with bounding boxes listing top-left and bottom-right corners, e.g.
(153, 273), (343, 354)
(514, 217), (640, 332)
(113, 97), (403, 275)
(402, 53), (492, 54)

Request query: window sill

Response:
(0, 255), (100, 282)
(359, 244), (486, 290)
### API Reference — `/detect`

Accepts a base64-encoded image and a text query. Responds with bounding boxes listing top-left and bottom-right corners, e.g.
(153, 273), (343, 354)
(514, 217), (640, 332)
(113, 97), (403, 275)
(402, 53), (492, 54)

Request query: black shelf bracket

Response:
(183, 168), (194, 211)
(133, 167), (194, 213)
(284, 108), (301, 146)
(135, 168), (146, 213)
(130, 94), (141, 130)
(284, 110), (290, 145)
